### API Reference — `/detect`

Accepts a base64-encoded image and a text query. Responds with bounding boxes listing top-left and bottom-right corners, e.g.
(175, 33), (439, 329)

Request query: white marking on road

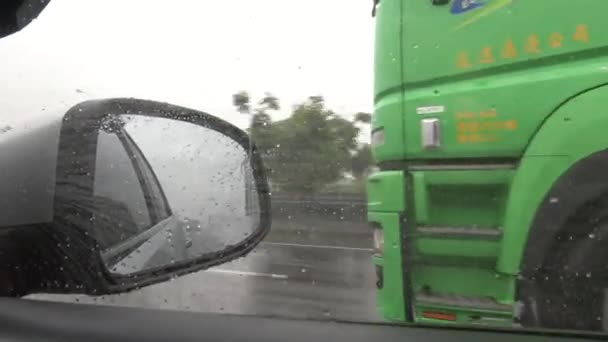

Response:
(261, 241), (373, 252)
(207, 268), (288, 279)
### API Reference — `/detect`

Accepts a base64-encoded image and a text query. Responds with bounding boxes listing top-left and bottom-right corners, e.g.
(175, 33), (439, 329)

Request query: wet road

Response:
(28, 216), (382, 323)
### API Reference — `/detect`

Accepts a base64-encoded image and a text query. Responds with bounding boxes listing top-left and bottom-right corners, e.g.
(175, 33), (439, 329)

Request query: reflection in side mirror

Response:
(47, 98), (271, 294)
(93, 114), (260, 275)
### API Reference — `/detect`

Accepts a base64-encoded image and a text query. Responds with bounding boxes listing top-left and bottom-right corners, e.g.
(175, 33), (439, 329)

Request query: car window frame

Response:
(96, 127), (175, 265)
(118, 127), (172, 221)
(93, 129), (155, 238)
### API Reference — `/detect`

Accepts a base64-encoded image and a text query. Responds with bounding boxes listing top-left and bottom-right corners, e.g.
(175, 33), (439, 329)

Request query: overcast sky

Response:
(0, 0), (374, 130)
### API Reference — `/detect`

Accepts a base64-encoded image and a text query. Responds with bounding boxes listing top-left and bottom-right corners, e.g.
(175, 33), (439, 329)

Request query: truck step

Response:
(415, 226), (502, 240)
(414, 255), (497, 268)
(415, 292), (513, 313)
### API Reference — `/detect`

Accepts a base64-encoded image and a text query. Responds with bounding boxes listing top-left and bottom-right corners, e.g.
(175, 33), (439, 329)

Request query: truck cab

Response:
(369, 0), (608, 330)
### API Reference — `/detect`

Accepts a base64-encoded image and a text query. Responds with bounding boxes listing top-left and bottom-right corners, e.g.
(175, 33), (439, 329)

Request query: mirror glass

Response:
(91, 114), (259, 275)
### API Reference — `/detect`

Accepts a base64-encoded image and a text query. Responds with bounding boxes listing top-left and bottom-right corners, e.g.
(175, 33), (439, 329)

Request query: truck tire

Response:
(530, 205), (608, 331)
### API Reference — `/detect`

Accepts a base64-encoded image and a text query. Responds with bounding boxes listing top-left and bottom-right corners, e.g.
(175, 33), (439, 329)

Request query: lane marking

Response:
(261, 241), (373, 252)
(207, 268), (288, 279)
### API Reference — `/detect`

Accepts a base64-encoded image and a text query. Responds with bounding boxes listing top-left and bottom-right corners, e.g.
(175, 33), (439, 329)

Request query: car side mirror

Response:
(0, 98), (271, 295)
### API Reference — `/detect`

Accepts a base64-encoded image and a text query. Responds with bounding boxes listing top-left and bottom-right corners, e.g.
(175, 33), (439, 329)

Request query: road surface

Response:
(28, 216), (382, 323)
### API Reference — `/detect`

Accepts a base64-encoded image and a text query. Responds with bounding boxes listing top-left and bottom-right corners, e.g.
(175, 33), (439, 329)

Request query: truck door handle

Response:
(421, 118), (441, 149)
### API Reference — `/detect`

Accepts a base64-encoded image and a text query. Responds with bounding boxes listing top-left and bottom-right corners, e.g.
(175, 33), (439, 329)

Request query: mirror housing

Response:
(0, 98), (271, 296)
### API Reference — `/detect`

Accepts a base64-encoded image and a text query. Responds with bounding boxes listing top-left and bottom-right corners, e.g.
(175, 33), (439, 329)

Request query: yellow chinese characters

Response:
(573, 24), (589, 42)
(456, 24), (590, 70)
(501, 39), (517, 59)
(549, 33), (564, 48)
(455, 110), (518, 144)
(524, 34), (541, 54)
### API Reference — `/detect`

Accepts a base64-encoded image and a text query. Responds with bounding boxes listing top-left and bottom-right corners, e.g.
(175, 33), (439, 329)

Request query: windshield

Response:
(3, 0), (607, 337)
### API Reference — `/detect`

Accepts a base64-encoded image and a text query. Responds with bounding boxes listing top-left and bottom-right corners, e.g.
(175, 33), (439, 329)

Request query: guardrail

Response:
(270, 192), (367, 221)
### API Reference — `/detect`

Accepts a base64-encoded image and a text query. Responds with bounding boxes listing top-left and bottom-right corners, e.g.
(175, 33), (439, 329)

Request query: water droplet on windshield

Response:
(589, 233), (596, 239)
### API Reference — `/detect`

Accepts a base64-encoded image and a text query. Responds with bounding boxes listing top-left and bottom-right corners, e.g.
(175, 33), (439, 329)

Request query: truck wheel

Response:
(531, 215), (608, 331)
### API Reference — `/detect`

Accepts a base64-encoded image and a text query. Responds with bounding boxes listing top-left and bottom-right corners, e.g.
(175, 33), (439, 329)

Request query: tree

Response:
(233, 92), (365, 194)
(351, 144), (373, 179)
(260, 96), (359, 193)
(232, 91), (279, 154)
(251, 93), (278, 149)
(232, 91), (251, 114)
(354, 112), (371, 124)
(351, 112), (373, 179)
(258, 92), (280, 112)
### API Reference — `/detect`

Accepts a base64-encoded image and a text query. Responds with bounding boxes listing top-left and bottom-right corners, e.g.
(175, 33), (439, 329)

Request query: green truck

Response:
(368, 0), (608, 331)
